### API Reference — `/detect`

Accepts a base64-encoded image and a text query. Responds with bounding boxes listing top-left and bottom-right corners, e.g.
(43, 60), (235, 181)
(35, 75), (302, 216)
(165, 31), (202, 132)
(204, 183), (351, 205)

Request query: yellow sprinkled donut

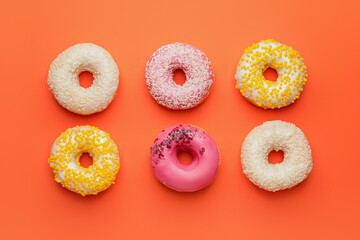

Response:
(235, 39), (308, 109)
(48, 126), (120, 196)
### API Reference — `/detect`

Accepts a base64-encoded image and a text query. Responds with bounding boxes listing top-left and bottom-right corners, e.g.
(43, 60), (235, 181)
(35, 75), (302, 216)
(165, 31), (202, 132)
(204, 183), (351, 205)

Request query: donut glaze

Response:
(150, 125), (220, 192)
(146, 43), (214, 110)
(235, 39), (307, 109)
(241, 120), (312, 192)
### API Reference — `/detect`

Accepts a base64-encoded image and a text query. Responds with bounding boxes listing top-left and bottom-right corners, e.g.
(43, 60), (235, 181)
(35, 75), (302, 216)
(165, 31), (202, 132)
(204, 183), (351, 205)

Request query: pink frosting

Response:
(150, 125), (220, 192)
(145, 43), (214, 110)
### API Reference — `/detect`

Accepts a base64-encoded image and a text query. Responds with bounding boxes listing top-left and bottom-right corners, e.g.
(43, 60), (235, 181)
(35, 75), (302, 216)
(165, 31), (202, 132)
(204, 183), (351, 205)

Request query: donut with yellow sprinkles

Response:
(48, 126), (120, 196)
(235, 39), (308, 109)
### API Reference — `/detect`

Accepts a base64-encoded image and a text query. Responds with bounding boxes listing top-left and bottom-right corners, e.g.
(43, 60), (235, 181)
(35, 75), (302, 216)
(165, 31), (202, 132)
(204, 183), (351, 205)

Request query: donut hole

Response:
(78, 71), (94, 88)
(79, 152), (93, 168)
(263, 67), (278, 82)
(173, 69), (186, 86)
(268, 150), (284, 164)
(177, 150), (193, 165)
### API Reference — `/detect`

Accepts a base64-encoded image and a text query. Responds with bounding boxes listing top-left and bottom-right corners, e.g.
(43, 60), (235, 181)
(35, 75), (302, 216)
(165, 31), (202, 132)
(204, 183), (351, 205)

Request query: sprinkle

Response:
(150, 125), (197, 165)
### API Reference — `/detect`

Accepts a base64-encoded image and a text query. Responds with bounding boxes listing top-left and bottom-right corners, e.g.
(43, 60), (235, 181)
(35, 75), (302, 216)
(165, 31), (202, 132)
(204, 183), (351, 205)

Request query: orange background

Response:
(0, 0), (359, 239)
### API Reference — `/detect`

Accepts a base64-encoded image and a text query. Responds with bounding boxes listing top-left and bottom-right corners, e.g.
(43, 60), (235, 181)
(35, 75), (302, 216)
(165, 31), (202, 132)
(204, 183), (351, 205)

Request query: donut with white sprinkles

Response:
(48, 43), (119, 115)
(48, 126), (120, 196)
(235, 39), (308, 109)
(146, 43), (214, 110)
(241, 120), (313, 192)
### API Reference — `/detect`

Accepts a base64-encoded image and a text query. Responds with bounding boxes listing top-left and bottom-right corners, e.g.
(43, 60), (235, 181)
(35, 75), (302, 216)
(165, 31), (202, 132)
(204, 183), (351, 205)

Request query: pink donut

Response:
(146, 43), (214, 110)
(150, 125), (220, 192)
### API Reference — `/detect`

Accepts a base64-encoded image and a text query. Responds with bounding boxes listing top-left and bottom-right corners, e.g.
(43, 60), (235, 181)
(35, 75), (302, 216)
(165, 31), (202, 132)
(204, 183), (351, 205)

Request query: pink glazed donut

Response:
(145, 43), (214, 110)
(150, 125), (220, 192)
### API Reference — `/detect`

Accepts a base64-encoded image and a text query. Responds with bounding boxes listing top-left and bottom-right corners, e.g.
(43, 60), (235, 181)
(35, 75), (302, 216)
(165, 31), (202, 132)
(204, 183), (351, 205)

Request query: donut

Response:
(241, 120), (312, 192)
(235, 39), (307, 109)
(48, 126), (120, 196)
(146, 43), (214, 110)
(150, 125), (220, 192)
(48, 43), (119, 115)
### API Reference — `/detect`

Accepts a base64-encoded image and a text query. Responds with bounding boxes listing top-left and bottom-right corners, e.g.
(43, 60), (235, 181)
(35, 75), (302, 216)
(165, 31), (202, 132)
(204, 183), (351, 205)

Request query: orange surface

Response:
(0, 0), (359, 239)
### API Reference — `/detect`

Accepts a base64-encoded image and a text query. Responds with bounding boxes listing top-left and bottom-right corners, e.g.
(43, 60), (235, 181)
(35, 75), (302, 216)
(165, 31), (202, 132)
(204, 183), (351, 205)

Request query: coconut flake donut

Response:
(235, 39), (308, 109)
(150, 125), (220, 192)
(48, 43), (119, 115)
(241, 120), (312, 192)
(146, 43), (214, 110)
(48, 125), (120, 196)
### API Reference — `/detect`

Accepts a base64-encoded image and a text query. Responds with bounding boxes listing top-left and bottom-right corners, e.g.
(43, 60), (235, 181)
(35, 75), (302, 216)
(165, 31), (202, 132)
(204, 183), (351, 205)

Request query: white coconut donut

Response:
(241, 120), (312, 192)
(48, 43), (119, 115)
(48, 125), (120, 196)
(235, 39), (307, 109)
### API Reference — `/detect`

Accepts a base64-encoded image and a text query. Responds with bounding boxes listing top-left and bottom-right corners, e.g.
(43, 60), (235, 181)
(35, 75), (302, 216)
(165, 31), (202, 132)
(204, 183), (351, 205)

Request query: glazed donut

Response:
(241, 120), (312, 192)
(146, 43), (214, 110)
(48, 126), (120, 196)
(235, 39), (307, 109)
(48, 43), (119, 115)
(150, 125), (220, 192)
